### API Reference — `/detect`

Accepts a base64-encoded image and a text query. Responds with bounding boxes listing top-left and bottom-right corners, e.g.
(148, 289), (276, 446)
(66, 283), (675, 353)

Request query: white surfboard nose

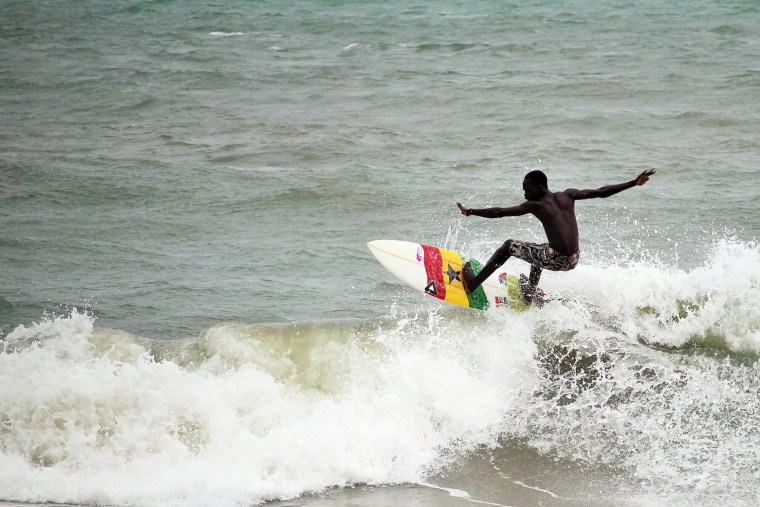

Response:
(367, 240), (428, 287)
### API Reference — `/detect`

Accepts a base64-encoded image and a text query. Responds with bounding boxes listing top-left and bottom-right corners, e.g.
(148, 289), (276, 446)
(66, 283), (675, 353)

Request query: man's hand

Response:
(635, 168), (656, 186)
(457, 202), (472, 216)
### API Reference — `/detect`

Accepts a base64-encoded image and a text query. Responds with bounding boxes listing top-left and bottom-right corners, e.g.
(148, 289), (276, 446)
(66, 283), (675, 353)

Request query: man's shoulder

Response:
(549, 189), (577, 199)
(556, 188), (581, 200)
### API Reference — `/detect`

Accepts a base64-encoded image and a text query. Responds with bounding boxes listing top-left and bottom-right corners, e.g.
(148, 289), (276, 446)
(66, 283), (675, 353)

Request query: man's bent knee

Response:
(491, 239), (513, 267)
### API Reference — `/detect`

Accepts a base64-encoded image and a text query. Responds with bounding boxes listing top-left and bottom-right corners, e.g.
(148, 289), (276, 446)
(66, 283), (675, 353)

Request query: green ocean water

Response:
(1, 1), (760, 506)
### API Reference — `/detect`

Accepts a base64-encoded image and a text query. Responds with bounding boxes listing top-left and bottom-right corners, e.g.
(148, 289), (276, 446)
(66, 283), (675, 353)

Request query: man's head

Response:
(523, 170), (548, 200)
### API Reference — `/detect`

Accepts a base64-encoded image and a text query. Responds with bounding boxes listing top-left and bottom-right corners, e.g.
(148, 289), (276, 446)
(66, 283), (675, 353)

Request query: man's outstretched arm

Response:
(567, 168), (656, 200)
(457, 201), (536, 218)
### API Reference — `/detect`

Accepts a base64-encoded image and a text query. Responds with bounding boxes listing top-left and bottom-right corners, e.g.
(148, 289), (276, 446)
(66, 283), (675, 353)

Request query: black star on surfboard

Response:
(446, 264), (461, 285)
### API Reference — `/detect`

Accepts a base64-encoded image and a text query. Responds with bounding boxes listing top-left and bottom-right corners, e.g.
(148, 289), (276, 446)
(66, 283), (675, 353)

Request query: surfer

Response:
(457, 168), (656, 302)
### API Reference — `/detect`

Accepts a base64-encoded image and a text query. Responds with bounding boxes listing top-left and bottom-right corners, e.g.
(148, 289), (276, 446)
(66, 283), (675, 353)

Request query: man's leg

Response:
(462, 240), (513, 293)
(520, 264), (543, 304)
(529, 263), (542, 288)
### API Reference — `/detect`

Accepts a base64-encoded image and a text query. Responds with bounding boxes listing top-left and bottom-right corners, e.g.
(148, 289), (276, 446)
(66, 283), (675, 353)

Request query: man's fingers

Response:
(636, 168), (656, 185)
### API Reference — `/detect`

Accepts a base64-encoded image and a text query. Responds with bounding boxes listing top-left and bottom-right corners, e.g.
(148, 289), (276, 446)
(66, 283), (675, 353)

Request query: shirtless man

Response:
(457, 168), (656, 301)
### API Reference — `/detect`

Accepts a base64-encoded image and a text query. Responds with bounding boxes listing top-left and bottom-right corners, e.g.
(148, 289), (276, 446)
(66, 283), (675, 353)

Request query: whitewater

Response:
(2, 239), (759, 506)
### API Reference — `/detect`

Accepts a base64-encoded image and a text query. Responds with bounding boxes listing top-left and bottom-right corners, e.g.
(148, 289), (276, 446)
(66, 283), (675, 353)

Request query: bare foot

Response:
(519, 274), (536, 304)
(461, 262), (476, 293)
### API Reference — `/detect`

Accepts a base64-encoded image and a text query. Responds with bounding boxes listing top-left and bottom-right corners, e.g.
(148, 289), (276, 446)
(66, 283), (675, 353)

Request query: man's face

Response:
(523, 178), (543, 201)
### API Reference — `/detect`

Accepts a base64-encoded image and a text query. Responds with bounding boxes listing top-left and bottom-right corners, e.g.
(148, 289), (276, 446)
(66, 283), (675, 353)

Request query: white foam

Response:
(0, 310), (538, 506)
(420, 482), (509, 506)
(522, 237), (760, 355)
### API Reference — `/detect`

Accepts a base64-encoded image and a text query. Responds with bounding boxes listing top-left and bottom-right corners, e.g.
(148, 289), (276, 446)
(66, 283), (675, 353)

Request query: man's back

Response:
(531, 190), (580, 255)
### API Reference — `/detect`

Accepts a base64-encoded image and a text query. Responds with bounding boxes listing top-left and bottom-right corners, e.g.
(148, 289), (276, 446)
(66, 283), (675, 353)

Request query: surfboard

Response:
(367, 240), (541, 311)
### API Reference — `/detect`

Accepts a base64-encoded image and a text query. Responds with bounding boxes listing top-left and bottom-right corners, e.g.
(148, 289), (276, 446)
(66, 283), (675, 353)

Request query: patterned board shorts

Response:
(509, 240), (580, 272)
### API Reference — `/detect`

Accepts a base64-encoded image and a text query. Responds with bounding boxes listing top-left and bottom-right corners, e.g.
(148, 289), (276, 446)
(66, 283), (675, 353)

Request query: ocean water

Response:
(2, 0), (760, 506)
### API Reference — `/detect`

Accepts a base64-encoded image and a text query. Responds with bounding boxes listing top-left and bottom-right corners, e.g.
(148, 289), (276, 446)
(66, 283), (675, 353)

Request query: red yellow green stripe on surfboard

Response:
(419, 244), (489, 310)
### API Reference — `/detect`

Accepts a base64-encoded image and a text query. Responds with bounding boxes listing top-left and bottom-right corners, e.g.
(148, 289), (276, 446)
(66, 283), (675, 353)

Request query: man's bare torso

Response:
(529, 191), (580, 255)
